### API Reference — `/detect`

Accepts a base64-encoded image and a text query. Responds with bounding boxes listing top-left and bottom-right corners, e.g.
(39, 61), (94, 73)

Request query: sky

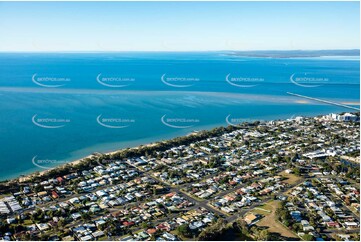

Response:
(0, 1), (359, 52)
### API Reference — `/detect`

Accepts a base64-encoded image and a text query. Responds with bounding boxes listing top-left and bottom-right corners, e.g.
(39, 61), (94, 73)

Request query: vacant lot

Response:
(252, 200), (298, 239)
(278, 171), (302, 185)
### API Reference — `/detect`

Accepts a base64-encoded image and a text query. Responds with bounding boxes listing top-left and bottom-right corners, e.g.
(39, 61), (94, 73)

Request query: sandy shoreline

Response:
(17, 155), (91, 183)
(14, 140), (168, 183)
(5, 107), (359, 183)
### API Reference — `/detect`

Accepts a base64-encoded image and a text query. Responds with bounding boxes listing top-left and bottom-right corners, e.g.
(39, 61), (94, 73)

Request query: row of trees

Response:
(1, 123), (250, 190)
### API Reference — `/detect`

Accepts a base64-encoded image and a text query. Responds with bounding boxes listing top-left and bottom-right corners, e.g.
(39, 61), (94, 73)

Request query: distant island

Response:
(226, 49), (360, 58)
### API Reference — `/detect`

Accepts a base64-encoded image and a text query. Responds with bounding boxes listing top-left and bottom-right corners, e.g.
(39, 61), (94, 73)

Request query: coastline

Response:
(2, 110), (357, 184)
(3, 123), (222, 183)
(15, 141), (165, 183)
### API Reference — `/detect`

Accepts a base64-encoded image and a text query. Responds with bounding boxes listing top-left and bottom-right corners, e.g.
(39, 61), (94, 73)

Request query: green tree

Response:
(177, 224), (192, 238)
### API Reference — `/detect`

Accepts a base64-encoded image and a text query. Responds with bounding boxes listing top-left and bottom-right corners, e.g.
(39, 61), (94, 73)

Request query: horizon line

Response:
(0, 49), (359, 53)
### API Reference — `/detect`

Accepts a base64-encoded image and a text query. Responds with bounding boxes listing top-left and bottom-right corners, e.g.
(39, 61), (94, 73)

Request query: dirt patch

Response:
(253, 200), (298, 239)
(279, 171), (301, 185)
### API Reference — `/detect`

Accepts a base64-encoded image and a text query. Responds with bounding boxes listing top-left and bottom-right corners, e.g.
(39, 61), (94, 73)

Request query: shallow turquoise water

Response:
(0, 52), (359, 180)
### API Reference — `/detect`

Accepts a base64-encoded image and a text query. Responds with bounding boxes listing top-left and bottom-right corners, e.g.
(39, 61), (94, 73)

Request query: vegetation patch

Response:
(253, 200), (298, 239)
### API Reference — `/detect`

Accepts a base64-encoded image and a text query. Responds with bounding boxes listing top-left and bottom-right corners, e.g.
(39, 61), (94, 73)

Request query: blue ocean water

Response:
(0, 52), (359, 180)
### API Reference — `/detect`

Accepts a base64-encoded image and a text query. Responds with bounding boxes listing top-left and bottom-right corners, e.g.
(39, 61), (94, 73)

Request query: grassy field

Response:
(22, 219), (34, 226)
(278, 171), (302, 185)
(0, 193), (12, 199)
(251, 200), (298, 239)
(253, 203), (272, 215)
